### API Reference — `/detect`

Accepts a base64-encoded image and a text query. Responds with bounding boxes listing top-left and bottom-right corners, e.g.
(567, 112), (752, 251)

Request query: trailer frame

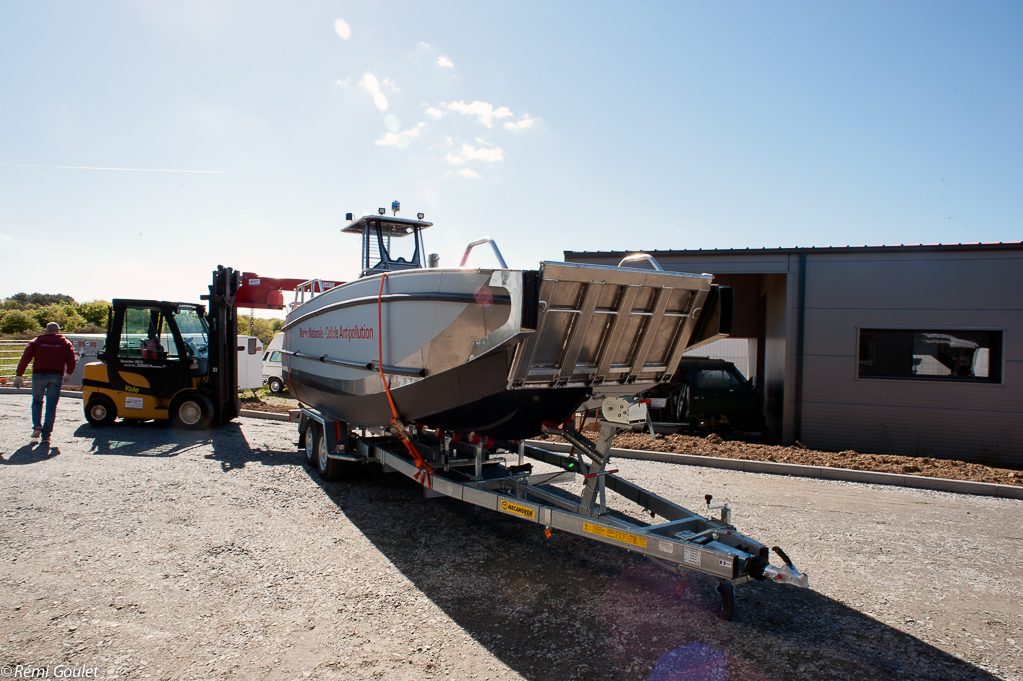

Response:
(292, 399), (808, 619)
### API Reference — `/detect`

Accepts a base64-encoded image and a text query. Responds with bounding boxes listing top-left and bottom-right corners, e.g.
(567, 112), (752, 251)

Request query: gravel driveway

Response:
(1, 394), (1021, 681)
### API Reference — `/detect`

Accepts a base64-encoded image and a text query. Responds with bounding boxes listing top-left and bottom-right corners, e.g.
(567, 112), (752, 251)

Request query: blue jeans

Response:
(31, 372), (64, 439)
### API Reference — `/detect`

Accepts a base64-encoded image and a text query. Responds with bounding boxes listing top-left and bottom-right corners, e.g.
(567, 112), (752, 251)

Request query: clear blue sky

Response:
(2, 1), (1020, 306)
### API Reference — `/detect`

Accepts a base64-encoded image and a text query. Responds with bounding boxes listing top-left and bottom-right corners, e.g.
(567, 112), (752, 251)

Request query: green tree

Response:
(2, 292), (76, 309)
(30, 304), (87, 332)
(0, 310), (41, 334)
(237, 316), (284, 345)
(78, 300), (112, 327)
(237, 316), (252, 338)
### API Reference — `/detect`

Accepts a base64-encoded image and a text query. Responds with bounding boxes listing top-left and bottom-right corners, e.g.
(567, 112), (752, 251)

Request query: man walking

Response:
(13, 322), (77, 443)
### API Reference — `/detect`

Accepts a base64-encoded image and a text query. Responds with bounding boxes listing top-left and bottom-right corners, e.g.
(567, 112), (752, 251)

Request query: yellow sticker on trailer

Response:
(499, 499), (537, 520)
(583, 523), (648, 549)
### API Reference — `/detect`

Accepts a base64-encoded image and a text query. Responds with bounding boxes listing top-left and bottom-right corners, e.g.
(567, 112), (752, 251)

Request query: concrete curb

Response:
(526, 440), (1023, 501)
(239, 409), (291, 421)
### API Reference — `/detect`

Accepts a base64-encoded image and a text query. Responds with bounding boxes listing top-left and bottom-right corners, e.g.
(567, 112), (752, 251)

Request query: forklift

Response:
(82, 266), (243, 429)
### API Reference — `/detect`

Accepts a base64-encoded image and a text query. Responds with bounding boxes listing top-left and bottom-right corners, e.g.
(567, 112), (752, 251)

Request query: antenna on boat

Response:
(391, 200), (400, 216)
(378, 208), (385, 215)
(345, 213), (353, 221)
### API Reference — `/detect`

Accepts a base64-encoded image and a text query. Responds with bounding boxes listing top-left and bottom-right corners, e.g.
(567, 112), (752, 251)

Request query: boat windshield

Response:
(362, 219), (424, 275)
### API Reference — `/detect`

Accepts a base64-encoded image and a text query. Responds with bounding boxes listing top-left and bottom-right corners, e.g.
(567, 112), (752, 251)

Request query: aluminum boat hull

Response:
(284, 262), (723, 440)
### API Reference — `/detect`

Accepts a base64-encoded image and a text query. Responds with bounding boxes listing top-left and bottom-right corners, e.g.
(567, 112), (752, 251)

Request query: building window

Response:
(858, 329), (1002, 382)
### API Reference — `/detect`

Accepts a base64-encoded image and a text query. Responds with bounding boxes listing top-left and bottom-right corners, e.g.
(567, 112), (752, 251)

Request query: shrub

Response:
(77, 300), (112, 327)
(30, 304), (87, 333)
(0, 310), (41, 335)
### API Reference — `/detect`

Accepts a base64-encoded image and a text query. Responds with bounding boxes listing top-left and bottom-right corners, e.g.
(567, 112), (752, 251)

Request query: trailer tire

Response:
(84, 395), (118, 427)
(317, 434), (344, 481)
(716, 580), (735, 621)
(170, 393), (213, 430)
(304, 423), (319, 466)
(267, 377), (284, 394)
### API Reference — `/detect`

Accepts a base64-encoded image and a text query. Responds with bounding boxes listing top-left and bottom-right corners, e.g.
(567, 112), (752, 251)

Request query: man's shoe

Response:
(40, 437), (50, 445)
(31, 429), (42, 440)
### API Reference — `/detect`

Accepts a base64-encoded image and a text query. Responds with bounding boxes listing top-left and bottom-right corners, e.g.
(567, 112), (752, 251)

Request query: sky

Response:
(1, 1), (1021, 310)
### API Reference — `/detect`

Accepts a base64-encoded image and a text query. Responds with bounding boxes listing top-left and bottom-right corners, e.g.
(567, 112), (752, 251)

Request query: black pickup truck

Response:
(642, 358), (767, 436)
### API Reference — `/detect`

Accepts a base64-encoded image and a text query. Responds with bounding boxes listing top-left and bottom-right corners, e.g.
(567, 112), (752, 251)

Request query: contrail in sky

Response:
(0, 162), (225, 174)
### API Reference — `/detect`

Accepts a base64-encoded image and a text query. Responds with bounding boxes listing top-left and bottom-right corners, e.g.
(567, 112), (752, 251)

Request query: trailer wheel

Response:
(716, 580), (735, 621)
(267, 377), (284, 394)
(304, 423), (319, 466)
(170, 393), (213, 430)
(317, 434), (344, 481)
(84, 395), (117, 427)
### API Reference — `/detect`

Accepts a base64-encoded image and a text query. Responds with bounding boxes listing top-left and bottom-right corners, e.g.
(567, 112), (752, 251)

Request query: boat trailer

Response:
(293, 396), (808, 619)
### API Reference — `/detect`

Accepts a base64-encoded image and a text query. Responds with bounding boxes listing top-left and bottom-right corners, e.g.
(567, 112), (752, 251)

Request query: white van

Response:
(262, 332), (285, 393)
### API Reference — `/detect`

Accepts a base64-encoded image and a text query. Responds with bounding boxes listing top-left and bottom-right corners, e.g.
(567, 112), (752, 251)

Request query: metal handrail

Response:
(460, 238), (509, 269)
(617, 253), (664, 271)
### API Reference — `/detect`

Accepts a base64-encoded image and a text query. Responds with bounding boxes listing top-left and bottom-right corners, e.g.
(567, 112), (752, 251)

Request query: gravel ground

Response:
(1, 394), (1021, 681)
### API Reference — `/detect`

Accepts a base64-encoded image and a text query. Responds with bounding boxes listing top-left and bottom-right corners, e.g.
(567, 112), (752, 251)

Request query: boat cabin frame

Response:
(343, 215), (433, 277)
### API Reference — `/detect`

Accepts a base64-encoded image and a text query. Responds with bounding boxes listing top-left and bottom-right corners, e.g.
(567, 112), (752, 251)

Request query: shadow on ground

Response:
(72, 421), (297, 471)
(306, 463), (997, 681)
(1, 442), (61, 465)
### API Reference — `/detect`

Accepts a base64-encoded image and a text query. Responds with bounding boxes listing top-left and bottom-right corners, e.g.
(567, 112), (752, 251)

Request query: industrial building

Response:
(565, 242), (1023, 466)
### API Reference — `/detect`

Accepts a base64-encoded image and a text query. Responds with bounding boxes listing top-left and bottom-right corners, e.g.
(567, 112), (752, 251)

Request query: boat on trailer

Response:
(285, 203), (808, 618)
(283, 204), (732, 440)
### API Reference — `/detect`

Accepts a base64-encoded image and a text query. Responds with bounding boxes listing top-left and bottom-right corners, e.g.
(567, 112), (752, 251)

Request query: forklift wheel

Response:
(170, 393), (213, 430)
(84, 395), (118, 427)
(267, 377), (284, 394)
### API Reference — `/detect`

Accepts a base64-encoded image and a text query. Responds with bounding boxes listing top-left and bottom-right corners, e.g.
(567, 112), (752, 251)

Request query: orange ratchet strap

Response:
(377, 273), (434, 488)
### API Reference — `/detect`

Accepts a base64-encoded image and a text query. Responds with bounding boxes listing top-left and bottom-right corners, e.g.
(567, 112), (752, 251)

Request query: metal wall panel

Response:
(800, 250), (1023, 464)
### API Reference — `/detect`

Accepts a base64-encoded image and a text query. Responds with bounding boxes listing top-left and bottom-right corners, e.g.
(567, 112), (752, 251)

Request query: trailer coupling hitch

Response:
(747, 546), (809, 588)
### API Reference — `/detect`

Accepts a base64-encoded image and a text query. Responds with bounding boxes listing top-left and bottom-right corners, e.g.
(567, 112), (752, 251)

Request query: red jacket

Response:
(17, 332), (77, 376)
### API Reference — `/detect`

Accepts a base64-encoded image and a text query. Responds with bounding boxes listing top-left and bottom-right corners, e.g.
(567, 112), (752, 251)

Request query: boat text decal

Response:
(299, 325), (375, 341)
(583, 523), (648, 549)
(499, 499), (537, 520)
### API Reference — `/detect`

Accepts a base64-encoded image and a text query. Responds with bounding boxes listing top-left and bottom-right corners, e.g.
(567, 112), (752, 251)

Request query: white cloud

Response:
(425, 107), (444, 120)
(445, 142), (504, 165)
(382, 77), (399, 93)
(437, 55), (454, 68)
(335, 77), (351, 87)
(417, 41), (430, 49)
(445, 100), (513, 128)
(504, 115), (539, 131)
(375, 122), (426, 149)
(334, 19), (351, 40)
(455, 169), (480, 178)
(0, 232), (11, 240)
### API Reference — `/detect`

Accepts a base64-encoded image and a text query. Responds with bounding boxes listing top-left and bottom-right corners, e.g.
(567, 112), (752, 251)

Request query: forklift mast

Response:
(203, 265), (241, 426)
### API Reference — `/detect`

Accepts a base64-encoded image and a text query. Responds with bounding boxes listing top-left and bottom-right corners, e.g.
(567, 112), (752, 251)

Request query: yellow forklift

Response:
(82, 266), (243, 429)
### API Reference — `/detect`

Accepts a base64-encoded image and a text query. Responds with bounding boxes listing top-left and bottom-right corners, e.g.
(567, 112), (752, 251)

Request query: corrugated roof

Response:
(565, 241), (1023, 258)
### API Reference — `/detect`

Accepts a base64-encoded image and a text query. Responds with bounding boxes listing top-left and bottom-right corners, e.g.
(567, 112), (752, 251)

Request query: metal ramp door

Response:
(509, 262), (714, 391)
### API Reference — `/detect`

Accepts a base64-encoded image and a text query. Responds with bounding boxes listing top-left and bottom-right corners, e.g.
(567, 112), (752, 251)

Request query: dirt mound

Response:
(610, 431), (1023, 487)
